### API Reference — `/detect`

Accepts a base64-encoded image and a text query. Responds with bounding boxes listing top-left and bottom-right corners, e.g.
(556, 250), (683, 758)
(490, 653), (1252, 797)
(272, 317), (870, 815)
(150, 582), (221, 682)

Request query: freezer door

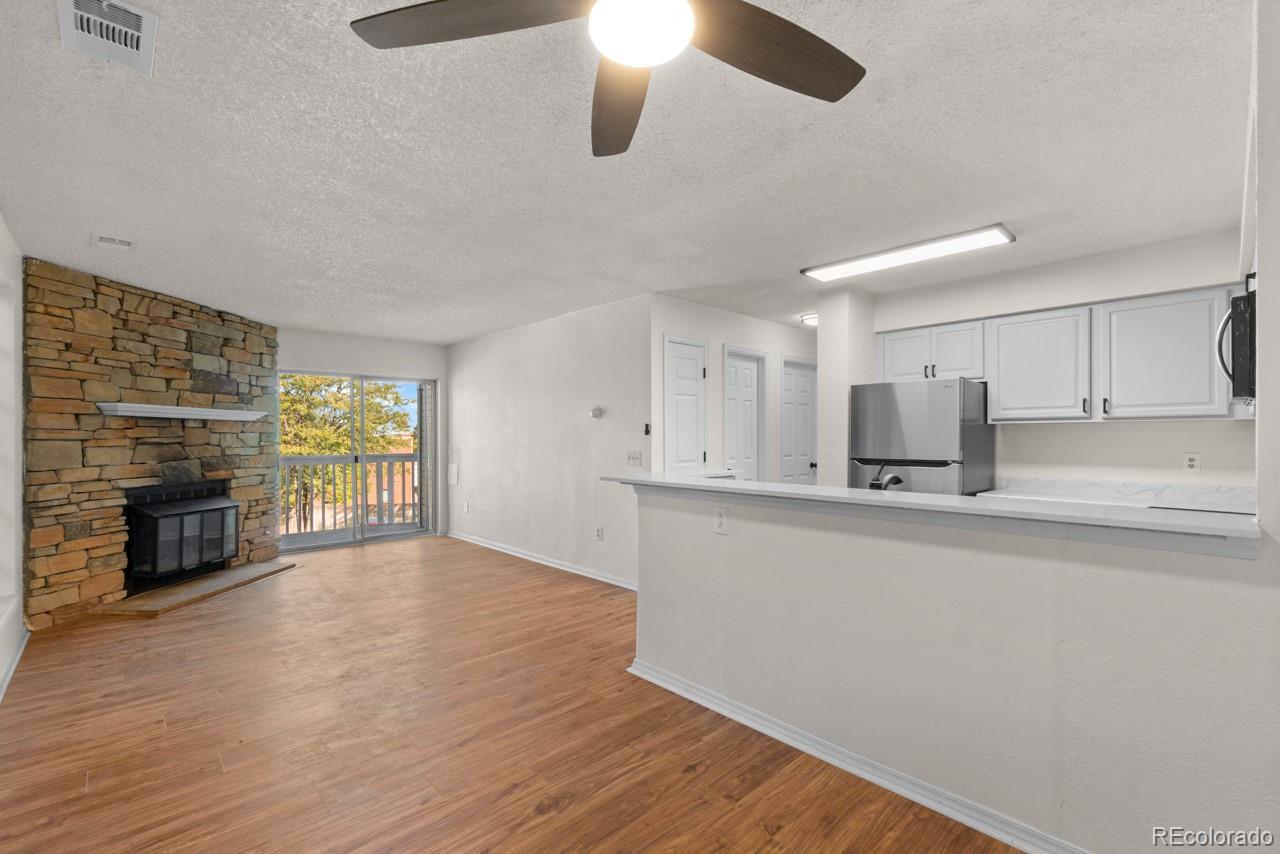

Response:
(848, 461), (964, 495)
(849, 380), (964, 461)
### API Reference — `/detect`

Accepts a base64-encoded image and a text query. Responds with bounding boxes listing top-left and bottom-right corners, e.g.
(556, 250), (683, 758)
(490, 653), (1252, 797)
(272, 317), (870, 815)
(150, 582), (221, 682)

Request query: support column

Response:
(1256, 0), (1279, 539)
(815, 286), (875, 487)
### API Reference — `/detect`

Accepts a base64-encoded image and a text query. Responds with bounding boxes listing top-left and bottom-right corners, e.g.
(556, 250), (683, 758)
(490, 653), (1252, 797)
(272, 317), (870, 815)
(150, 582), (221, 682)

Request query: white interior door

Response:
(781, 362), (817, 484)
(724, 353), (761, 481)
(664, 338), (706, 475)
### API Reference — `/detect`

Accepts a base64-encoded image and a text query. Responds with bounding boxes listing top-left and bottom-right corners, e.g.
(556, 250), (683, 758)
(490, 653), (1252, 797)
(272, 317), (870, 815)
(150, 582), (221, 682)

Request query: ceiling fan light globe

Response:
(589, 0), (695, 68)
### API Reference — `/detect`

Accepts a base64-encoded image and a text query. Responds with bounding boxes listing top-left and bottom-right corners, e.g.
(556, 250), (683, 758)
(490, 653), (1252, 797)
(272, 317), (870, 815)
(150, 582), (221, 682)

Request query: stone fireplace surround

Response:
(22, 259), (279, 629)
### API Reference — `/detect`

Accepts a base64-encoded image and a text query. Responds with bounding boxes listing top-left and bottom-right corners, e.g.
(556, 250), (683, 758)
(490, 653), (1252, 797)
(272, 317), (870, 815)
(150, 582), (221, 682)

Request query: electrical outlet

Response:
(626, 450), (643, 467)
(713, 507), (728, 535)
(1183, 453), (1201, 474)
(595, 526), (605, 542)
(463, 500), (470, 513)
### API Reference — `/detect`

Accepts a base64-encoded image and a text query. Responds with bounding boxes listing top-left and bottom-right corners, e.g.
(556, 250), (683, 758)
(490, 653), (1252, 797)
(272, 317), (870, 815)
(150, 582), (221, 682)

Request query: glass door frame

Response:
(357, 375), (434, 540)
(278, 371), (437, 551)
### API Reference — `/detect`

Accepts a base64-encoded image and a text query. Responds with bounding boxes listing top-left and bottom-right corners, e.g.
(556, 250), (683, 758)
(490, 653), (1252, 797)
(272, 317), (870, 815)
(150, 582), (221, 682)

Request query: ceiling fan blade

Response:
(352, 0), (591, 49)
(592, 58), (651, 157)
(690, 0), (865, 102)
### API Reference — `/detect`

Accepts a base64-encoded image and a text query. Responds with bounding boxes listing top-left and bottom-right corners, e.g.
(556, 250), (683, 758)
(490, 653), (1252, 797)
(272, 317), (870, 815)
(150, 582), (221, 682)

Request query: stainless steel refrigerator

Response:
(848, 378), (995, 495)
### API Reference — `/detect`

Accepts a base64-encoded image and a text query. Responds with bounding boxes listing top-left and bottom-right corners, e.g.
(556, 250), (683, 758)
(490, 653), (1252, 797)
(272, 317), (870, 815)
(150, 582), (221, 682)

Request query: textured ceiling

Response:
(0, 0), (1252, 342)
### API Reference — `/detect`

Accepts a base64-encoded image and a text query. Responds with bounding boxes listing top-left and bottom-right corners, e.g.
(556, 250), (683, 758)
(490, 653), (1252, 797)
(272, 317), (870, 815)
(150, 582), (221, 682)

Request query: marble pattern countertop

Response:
(983, 478), (1257, 515)
(603, 473), (1260, 542)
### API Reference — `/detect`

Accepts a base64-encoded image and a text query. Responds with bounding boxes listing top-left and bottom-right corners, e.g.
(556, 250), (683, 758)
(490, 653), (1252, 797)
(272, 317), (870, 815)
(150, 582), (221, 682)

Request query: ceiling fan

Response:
(350, 0), (866, 156)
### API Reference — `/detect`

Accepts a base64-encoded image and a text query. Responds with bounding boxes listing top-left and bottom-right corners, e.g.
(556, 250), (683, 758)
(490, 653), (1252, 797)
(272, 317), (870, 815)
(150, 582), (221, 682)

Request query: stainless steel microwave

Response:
(1216, 286), (1256, 401)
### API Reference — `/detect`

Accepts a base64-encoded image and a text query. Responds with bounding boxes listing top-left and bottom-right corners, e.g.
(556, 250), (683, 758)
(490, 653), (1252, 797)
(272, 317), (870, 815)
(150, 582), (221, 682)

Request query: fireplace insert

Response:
(125, 480), (238, 582)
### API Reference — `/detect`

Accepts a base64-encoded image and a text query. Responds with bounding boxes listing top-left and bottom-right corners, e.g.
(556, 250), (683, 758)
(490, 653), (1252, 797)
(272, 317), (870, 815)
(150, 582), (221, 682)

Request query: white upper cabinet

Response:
(986, 307), (1091, 421)
(1096, 288), (1232, 419)
(931, 321), (984, 380)
(879, 328), (932, 382)
(879, 322), (984, 382)
(874, 284), (1244, 423)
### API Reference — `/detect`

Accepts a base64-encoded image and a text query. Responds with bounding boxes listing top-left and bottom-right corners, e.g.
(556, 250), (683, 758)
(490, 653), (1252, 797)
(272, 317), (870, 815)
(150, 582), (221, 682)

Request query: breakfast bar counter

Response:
(605, 471), (1276, 853)
(604, 473), (1260, 559)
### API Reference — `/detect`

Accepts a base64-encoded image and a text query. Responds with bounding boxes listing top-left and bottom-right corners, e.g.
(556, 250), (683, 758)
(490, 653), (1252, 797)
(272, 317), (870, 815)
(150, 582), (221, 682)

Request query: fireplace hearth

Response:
(125, 480), (239, 595)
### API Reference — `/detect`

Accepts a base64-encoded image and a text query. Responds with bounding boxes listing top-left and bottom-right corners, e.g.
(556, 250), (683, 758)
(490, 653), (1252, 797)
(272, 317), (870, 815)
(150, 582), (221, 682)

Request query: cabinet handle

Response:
(1082, 398), (1088, 414)
(931, 364), (937, 378)
(1215, 310), (1233, 382)
(1103, 397), (1110, 415)
(923, 365), (928, 379)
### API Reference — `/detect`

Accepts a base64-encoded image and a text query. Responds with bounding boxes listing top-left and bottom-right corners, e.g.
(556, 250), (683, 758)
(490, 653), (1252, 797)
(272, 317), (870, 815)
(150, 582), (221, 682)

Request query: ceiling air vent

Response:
(57, 0), (158, 77)
(92, 233), (135, 252)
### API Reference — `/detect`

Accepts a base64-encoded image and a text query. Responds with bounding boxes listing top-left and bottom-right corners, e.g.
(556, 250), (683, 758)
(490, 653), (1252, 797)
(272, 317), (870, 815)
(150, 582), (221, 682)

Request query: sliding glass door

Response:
(279, 374), (435, 549)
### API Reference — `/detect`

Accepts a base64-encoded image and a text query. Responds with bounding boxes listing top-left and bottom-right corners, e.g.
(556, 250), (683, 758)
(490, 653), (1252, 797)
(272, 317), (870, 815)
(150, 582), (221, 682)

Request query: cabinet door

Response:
(1097, 288), (1231, 419)
(930, 321), (984, 379)
(879, 329), (931, 382)
(987, 307), (1091, 421)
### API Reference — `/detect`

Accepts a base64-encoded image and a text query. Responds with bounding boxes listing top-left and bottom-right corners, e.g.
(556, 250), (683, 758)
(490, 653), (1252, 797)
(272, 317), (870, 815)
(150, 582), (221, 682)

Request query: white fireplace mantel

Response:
(95, 402), (268, 422)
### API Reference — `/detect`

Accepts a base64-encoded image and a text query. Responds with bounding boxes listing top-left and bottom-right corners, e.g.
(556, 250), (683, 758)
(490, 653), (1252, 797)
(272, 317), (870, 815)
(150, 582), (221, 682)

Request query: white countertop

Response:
(982, 477), (1257, 515)
(603, 472), (1260, 542)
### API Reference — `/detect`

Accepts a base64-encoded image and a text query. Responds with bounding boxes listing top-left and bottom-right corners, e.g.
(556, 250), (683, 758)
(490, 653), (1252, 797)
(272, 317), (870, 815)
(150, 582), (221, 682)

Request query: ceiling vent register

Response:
(57, 0), (158, 76)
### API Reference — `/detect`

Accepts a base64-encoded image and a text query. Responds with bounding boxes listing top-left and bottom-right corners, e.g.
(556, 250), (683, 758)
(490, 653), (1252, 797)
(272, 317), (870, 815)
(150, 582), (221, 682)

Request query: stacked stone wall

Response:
(22, 259), (279, 628)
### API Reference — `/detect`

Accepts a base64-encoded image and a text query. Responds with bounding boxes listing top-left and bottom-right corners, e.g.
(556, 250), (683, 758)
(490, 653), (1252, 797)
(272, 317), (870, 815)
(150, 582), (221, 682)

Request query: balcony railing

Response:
(279, 453), (420, 546)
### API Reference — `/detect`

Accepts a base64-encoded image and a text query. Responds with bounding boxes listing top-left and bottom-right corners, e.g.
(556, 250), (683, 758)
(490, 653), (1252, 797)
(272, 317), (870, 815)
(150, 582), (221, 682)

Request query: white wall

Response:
(276, 327), (450, 532)
(1257, 0), (1279, 537)
(996, 420), (1257, 486)
(447, 296), (651, 587)
(650, 294), (817, 482)
(873, 228), (1241, 332)
(277, 327), (447, 382)
(0, 210), (26, 698)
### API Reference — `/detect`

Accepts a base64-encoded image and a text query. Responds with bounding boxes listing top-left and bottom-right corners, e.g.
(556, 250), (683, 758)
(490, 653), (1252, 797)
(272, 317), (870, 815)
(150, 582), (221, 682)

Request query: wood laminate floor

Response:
(0, 536), (1015, 853)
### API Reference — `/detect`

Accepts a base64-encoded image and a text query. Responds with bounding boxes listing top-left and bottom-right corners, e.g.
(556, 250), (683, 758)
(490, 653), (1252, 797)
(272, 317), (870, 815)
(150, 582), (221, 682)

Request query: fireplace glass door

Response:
(128, 495), (240, 577)
(279, 374), (435, 549)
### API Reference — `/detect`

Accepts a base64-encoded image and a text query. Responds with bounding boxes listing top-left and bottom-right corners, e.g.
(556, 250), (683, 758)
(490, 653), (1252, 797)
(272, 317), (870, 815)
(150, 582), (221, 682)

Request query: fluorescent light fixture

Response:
(800, 312), (818, 327)
(802, 224), (1015, 283)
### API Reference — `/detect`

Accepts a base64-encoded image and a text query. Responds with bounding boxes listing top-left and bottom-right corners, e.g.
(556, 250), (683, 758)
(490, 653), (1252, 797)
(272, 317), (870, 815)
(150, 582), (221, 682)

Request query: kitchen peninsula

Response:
(605, 471), (1272, 853)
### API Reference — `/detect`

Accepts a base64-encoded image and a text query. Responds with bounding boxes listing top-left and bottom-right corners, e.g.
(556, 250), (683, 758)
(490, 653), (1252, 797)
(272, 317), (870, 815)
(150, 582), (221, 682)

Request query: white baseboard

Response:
(628, 659), (1086, 854)
(0, 596), (29, 704)
(445, 531), (638, 592)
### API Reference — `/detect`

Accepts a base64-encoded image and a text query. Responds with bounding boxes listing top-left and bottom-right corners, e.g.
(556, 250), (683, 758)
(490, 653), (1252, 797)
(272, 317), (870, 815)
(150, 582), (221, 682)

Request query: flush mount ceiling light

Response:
(349, 0), (866, 157)
(800, 312), (818, 327)
(589, 0), (694, 68)
(802, 225), (1016, 283)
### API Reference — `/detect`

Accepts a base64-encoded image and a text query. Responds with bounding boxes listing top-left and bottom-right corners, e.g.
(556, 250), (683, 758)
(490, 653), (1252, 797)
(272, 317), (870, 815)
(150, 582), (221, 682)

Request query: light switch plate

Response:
(713, 507), (728, 535)
(1183, 453), (1201, 474)
(626, 451), (643, 467)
